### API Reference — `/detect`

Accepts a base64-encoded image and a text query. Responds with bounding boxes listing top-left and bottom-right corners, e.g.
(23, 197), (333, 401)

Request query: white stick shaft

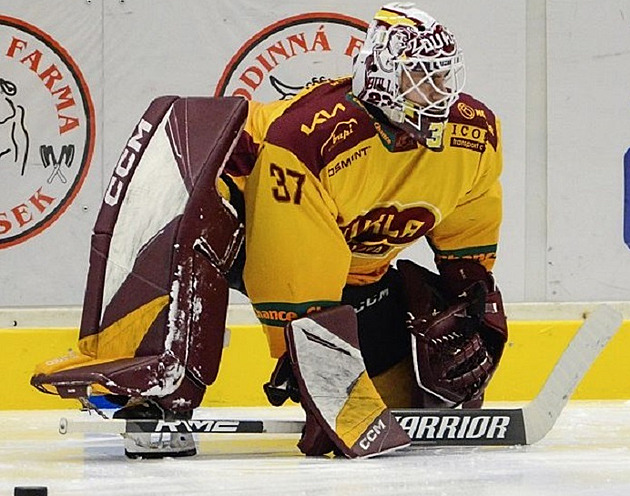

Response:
(523, 305), (623, 444)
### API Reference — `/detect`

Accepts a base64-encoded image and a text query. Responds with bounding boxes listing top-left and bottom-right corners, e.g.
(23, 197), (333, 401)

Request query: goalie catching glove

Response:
(397, 259), (508, 407)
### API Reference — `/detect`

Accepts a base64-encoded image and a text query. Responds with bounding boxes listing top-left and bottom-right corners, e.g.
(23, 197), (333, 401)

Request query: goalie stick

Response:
(59, 305), (623, 448)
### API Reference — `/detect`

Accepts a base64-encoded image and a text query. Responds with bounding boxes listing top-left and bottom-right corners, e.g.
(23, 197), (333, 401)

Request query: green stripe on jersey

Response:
(252, 300), (338, 327)
(433, 244), (497, 258)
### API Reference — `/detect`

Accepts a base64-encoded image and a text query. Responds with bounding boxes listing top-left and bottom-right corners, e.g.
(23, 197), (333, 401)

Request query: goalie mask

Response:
(352, 2), (466, 149)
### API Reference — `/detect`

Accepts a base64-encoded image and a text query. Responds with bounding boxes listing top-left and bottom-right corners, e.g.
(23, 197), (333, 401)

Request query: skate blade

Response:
(123, 432), (197, 459)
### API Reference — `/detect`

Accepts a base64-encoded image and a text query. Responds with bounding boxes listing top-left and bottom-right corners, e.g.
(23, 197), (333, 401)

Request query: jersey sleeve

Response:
(224, 99), (284, 180)
(242, 141), (352, 358)
(427, 119), (503, 272)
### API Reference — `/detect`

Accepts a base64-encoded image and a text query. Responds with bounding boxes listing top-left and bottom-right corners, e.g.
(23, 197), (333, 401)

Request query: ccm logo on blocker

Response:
(358, 418), (388, 450)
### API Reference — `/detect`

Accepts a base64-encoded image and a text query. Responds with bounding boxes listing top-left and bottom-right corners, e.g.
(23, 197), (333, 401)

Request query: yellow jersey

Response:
(225, 77), (503, 357)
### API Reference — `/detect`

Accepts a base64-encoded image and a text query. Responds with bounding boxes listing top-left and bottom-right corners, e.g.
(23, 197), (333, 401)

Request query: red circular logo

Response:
(0, 16), (95, 249)
(215, 13), (367, 101)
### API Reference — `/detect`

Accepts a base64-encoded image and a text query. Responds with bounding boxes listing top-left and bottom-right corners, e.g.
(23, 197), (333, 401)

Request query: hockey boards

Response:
(59, 305), (623, 449)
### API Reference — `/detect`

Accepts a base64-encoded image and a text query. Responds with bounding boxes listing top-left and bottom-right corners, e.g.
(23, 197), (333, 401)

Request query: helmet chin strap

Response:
(380, 100), (447, 151)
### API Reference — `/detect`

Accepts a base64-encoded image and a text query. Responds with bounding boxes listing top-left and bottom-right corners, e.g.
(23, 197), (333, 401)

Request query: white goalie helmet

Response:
(352, 2), (466, 147)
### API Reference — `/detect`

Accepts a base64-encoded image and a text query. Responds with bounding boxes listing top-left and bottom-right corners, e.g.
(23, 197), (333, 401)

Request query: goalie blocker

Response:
(285, 305), (411, 458)
(31, 96), (247, 413)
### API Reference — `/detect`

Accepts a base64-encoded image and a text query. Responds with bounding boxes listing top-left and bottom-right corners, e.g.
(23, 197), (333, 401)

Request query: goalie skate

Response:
(123, 431), (196, 459)
(114, 399), (196, 459)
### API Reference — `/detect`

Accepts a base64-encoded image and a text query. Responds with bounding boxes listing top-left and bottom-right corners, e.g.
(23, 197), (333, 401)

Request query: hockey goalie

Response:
(32, 2), (509, 459)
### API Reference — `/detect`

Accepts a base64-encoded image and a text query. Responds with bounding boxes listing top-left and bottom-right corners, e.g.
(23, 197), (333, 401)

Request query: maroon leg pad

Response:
(31, 96), (248, 406)
(286, 306), (411, 458)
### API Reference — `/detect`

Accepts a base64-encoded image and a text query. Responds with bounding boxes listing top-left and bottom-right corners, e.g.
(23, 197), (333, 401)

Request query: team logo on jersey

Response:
(301, 103), (346, 135)
(457, 102), (476, 120)
(321, 118), (358, 156)
(215, 13), (367, 101)
(342, 202), (440, 256)
(0, 16), (95, 249)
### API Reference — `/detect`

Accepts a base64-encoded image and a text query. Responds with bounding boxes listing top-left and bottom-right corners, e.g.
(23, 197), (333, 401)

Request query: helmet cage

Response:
(396, 52), (465, 130)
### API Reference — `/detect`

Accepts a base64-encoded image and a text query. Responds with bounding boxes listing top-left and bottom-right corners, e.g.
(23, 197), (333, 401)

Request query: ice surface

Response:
(1, 402), (629, 496)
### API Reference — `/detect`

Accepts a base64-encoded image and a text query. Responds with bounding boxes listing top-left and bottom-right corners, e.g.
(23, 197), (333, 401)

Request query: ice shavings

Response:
(165, 269), (186, 355)
(140, 361), (185, 397)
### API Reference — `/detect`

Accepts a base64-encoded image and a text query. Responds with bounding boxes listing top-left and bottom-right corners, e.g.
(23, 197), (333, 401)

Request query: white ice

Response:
(1, 401), (629, 496)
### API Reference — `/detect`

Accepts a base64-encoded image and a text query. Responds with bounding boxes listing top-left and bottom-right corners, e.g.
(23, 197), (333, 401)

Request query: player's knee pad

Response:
(32, 96), (248, 409)
(285, 305), (411, 457)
